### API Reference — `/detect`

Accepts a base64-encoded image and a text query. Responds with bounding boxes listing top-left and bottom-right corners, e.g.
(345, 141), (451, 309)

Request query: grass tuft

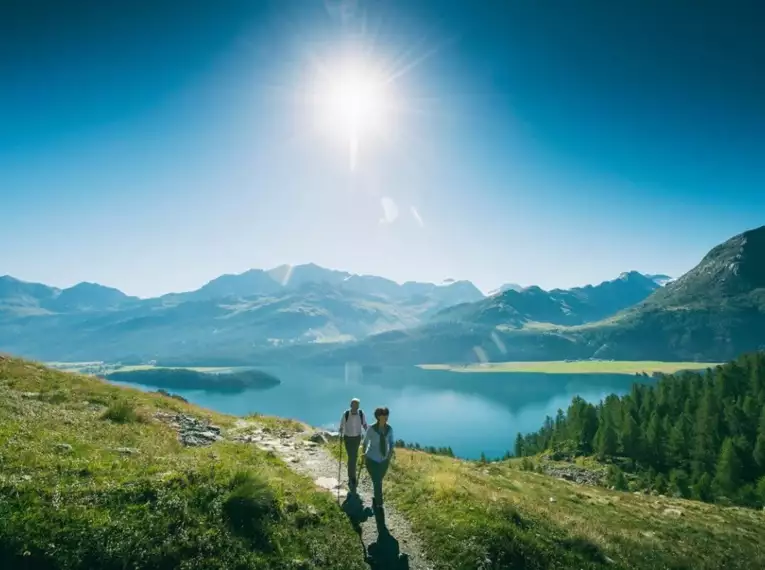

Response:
(100, 400), (144, 424)
(223, 470), (281, 545)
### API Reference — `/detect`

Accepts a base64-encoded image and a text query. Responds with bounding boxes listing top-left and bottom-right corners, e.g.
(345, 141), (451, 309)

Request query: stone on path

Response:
(309, 431), (328, 444)
(314, 476), (343, 491)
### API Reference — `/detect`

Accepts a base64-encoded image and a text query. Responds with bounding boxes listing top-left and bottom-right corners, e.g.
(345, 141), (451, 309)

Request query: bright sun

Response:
(311, 58), (392, 169)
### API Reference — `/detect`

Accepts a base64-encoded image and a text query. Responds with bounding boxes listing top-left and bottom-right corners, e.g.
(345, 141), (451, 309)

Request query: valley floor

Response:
(421, 360), (721, 375)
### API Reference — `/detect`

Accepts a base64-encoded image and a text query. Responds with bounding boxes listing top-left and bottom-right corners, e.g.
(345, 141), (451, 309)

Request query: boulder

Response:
(309, 432), (328, 444)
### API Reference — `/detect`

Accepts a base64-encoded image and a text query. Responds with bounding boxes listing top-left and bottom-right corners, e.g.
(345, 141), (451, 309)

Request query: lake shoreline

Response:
(418, 360), (721, 375)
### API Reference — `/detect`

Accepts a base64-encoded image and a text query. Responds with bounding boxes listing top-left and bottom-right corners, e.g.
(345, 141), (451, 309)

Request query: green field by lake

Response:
(419, 360), (721, 375)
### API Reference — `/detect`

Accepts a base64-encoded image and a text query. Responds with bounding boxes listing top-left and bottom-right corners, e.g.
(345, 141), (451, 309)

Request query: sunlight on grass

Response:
(0, 357), (366, 570)
(382, 448), (765, 570)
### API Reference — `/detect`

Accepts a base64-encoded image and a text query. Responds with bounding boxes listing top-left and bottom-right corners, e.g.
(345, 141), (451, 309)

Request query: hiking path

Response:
(230, 420), (434, 570)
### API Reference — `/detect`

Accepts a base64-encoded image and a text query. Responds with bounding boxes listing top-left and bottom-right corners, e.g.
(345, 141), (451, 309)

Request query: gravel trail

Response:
(230, 421), (435, 570)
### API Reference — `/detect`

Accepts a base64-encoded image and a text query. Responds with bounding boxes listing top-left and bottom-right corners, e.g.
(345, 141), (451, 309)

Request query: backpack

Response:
(344, 409), (365, 424)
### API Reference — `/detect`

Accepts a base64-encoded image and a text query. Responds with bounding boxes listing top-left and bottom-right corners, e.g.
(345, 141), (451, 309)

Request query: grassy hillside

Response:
(379, 451), (765, 570)
(0, 356), (366, 570)
(5, 357), (765, 570)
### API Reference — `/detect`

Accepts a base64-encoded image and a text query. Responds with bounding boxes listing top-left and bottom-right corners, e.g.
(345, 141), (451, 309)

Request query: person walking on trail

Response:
(362, 406), (395, 511)
(339, 398), (368, 491)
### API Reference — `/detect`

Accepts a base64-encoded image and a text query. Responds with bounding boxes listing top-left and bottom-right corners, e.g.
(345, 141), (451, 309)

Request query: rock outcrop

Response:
(154, 412), (222, 447)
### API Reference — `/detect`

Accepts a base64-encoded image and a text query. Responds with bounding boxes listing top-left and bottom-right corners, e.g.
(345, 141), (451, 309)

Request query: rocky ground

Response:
(154, 411), (224, 446)
(539, 463), (605, 486)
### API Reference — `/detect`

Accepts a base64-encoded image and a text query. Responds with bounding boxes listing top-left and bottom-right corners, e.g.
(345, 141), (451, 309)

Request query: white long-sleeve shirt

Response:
(339, 409), (367, 437)
(363, 424), (395, 463)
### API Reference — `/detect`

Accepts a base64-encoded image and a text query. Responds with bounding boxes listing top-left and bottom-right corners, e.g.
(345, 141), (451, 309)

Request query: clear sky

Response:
(2, 0), (764, 298)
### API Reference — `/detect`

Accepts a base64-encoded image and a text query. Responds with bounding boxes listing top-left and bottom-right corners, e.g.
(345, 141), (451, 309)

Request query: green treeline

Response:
(105, 368), (281, 392)
(517, 352), (765, 508)
(394, 439), (455, 457)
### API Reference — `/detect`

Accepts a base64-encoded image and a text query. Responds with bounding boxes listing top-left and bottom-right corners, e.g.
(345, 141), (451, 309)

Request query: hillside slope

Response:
(3, 357), (765, 570)
(582, 225), (765, 361)
(0, 356), (366, 570)
(381, 450), (765, 570)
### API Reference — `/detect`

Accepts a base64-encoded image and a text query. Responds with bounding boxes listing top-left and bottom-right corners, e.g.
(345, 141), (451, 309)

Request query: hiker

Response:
(339, 398), (368, 490)
(362, 406), (395, 511)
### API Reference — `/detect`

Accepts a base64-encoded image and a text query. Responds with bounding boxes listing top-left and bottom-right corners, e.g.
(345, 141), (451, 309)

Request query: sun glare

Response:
(311, 58), (393, 170)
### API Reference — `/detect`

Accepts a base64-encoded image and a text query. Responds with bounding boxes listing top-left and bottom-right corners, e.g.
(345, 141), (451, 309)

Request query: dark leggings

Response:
(343, 436), (361, 482)
(365, 457), (390, 504)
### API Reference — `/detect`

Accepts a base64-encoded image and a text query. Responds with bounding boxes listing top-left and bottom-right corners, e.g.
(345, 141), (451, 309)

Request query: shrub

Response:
(222, 470), (281, 547)
(101, 400), (142, 424)
(606, 465), (628, 491)
(520, 457), (535, 471)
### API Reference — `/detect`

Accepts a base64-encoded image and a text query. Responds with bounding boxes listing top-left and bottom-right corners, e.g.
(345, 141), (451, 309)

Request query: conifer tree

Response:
(753, 406), (765, 473)
(645, 412), (665, 467)
(595, 413), (618, 458)
(714, 438), (743, 498)
(519, 352), (765, 509)
(514, 432), (524, 457)
(620, 410), (642, 459)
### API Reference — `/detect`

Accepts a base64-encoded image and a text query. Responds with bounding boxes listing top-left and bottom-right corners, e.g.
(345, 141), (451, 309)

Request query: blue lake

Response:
(113, 365), (652, 459)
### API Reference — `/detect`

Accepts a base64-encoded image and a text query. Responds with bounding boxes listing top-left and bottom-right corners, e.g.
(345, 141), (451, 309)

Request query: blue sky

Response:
(2, 0), (764, 297)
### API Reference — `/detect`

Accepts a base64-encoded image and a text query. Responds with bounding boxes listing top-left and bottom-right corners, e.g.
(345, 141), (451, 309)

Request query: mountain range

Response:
(1, 258), (673, 363)
(303, 225), (765, 365)
(0, 264), (483, 362)
(2, 225), (763, 365)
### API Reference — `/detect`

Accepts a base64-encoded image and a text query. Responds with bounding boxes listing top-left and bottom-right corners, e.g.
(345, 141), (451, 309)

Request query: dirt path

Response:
(230, 421), (434, 570)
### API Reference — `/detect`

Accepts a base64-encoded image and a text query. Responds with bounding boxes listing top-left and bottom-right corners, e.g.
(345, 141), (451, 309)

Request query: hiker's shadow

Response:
(341, 492), (371, 532)
(341, 493), (409, 570)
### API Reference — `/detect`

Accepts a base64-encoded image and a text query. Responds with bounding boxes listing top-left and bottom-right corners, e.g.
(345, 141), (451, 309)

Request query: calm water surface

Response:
(113, 365), (652, 459)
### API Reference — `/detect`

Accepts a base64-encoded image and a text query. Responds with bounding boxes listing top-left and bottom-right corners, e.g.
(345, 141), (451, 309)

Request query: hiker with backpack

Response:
(362, 406), (395, 511)
(339, 398), (368, 491)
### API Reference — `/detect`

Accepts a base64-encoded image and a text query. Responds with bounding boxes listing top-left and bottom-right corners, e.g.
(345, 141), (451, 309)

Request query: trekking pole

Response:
(337, 435), (343, 503)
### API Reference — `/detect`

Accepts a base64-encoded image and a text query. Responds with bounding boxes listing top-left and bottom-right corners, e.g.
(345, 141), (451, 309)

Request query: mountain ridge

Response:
(291, 226), (765, 365)
(0, 264), (669, 363)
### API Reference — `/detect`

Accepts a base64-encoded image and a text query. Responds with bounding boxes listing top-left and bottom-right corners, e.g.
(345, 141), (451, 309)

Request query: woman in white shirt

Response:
(362, 406), (395, 511)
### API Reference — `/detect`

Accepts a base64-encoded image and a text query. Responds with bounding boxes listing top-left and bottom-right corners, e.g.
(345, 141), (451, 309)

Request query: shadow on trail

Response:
(341, 492), (371, 533)
(341, 493), (410, 570)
